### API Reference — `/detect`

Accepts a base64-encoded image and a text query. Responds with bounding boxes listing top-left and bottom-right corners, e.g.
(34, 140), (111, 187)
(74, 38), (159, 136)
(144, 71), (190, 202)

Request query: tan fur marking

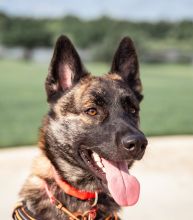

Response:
(74, 76), (93, 102)
(32, 154), (53, 179)
(30, 176), (44, 188)
(38, 118), (48, 150)
(107, 73), (122, 81)
(54, 102), (63, 117)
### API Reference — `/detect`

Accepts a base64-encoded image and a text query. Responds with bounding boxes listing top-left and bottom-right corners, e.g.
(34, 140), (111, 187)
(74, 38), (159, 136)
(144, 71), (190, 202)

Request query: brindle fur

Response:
(18, 36), (147, 220)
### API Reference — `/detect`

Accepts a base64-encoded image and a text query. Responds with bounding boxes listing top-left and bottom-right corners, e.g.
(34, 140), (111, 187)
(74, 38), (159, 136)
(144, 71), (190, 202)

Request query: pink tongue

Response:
(101, 158), (140, 206)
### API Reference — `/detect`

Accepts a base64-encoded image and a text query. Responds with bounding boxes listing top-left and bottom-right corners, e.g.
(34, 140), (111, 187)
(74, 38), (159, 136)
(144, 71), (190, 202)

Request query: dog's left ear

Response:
(45, 35), (87, 102)
(110, 37), (143, 101)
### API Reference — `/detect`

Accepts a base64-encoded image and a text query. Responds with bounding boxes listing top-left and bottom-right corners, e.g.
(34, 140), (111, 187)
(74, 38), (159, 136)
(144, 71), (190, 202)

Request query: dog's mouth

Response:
(80, 149), (106, 180)
(79, 149), (140, 207)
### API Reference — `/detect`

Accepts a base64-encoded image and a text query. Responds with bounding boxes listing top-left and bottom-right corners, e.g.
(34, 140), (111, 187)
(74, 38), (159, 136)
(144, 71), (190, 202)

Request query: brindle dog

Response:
(15, 36), (147, 220)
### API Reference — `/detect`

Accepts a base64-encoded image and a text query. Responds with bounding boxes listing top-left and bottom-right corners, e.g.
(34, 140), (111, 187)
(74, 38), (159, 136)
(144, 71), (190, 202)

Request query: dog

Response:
(13, 35), (148, 220)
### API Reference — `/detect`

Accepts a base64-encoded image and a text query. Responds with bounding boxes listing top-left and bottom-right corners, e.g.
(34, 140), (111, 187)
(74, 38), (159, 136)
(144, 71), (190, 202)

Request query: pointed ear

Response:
(110, 37), (143, 101)
(45, 35), (87, 102)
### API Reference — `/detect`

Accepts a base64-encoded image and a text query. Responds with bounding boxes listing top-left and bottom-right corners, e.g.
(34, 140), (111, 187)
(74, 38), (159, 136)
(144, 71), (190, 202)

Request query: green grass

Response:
(0, 60), (193, 147)
(0, 60), (48, 147)
(140, 64), (193, 135)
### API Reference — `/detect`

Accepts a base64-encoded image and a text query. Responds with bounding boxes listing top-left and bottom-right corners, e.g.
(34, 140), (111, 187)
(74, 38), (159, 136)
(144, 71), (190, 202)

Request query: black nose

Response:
(122, 135), (148, 159)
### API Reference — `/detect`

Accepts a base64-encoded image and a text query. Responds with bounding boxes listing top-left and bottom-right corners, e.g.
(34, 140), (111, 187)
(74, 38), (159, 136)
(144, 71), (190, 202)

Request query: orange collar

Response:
(52, 167), (97, 200)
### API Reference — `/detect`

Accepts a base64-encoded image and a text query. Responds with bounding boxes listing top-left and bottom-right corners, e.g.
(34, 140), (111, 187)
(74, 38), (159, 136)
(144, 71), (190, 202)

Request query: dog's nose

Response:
(122, 135), (147, 159)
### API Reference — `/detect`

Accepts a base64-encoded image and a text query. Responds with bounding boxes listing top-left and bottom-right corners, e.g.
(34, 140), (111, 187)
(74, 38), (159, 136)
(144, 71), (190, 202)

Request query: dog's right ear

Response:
(45, 35), (87, 102)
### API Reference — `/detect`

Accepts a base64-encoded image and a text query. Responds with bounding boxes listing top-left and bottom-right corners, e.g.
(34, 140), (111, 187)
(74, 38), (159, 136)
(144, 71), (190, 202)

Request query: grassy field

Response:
(0, 60), (193, 147)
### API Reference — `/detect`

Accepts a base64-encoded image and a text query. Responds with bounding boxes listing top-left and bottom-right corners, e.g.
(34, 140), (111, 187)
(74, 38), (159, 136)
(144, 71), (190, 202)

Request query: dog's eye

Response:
(86, 108), (97, 116)
(130, 107), (137, 114)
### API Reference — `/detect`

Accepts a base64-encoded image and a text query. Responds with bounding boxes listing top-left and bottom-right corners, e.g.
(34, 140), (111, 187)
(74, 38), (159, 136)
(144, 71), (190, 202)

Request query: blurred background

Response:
(0, 0), (193, 219)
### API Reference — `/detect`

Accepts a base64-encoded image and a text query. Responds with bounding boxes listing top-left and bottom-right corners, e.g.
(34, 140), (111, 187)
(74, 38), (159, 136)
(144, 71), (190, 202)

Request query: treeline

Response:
(0, 12), (193, 63)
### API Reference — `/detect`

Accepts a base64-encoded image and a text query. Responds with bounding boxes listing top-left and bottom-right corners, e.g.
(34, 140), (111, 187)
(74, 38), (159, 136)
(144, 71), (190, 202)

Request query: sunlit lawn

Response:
(0, 60), (193, 147)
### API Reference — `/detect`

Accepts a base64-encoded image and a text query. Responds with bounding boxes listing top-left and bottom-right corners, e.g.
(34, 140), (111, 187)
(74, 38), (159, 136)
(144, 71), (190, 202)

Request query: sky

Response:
(0, 0), (193, 21)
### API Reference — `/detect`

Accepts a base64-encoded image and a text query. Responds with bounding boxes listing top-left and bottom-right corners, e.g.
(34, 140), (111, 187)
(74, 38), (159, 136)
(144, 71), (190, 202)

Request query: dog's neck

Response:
(51, 166), (97, 200)
(19, 153), (120, 219)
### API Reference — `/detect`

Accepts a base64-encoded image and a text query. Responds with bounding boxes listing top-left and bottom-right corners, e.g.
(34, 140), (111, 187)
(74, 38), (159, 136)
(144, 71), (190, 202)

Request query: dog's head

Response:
(41, 36), (147, 206)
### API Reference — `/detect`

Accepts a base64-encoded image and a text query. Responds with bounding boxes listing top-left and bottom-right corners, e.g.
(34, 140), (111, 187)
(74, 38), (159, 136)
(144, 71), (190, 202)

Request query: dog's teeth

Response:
(102, 166), (106, 173)
(96, 161), (104, 168)
(92, 152), (106, 172)
(92, 152), (101, 162)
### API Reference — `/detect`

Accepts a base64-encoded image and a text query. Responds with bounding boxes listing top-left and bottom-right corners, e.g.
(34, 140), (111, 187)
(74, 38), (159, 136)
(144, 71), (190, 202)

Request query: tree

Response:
(2, 17), (52, 60)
